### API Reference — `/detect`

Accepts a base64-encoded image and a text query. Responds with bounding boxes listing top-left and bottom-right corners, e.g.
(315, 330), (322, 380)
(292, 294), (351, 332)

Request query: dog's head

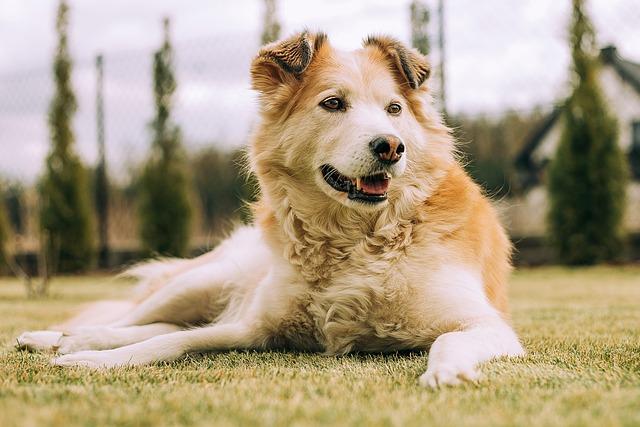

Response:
(250, 31), (453, 215)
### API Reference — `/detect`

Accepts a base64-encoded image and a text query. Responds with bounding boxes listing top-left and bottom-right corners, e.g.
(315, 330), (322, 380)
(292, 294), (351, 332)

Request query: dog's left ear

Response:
(363, 35), (431, 89)
(251, 31), (327, 94)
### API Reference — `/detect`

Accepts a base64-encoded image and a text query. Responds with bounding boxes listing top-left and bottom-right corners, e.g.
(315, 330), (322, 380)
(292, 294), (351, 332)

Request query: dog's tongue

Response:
(358, 176), (390, 195)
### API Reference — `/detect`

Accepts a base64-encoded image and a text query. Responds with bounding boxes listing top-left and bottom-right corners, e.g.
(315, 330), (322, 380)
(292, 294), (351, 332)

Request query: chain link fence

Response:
(1, 0), (639, 264)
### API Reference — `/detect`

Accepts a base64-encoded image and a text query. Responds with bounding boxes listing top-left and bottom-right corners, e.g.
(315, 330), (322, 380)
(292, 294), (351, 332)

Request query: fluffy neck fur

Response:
(251, 113), (454, 284)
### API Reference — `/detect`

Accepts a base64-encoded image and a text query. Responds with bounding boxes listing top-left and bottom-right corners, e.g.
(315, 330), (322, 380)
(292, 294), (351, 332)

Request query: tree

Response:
(4, 183), (25, 236)
(410, 0), (430, 56)
(191, 148), (238, 230)
(261, 0), (281, 45)
(95, 54), (110, 267)
(547, 0), (627, 265)
(0, 186), (9, 274)
(450, 110), (545, 197)
(191, 147), (258, 231)
(40, 0), (94, 273)
(138, 18), (192, 257)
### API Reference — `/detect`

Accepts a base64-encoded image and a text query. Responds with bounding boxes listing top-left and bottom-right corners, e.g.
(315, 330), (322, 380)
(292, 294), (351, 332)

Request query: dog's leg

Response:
(418, 266), (525, 388)
(418, 320), (524, 388)
(16, 265), (229, 353)
(109, 229), (270, 328)
(17, 323), (182, 353)
(51, 322), (261, 368)
(15, 330), (64, 352)
(16, 228), (271, 355)
(107, 263), (234, 327)
(50, 263), (292, 369)
(54, 323), (186, 354)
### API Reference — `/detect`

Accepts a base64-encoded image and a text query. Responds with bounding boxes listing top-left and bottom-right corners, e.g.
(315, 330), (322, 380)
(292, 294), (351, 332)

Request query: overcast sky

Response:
(1, 0), (639, 182)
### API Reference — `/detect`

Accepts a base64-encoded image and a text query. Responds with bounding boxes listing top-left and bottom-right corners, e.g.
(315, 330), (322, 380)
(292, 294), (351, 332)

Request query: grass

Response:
(1, 267), (639, 427)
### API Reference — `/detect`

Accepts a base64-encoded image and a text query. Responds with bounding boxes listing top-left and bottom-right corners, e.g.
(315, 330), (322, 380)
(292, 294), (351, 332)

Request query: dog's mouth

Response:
(320, 165), (390, 203)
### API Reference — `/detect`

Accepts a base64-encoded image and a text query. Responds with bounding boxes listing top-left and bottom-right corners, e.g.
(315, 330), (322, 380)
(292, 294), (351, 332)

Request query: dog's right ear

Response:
(251, 31), (327, 94)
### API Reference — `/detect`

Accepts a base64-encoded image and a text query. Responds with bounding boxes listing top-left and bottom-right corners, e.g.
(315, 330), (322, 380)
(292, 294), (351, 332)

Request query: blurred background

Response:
(1, 0), (639, 289)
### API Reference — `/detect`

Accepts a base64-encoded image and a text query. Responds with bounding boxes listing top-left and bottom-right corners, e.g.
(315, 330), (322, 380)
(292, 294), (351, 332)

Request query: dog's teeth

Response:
(356, 178), (362, 190)
(384, 172), (391, 179)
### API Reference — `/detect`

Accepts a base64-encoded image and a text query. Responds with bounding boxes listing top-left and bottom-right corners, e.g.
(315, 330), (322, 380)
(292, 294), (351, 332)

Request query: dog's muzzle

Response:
(320, 165), (391, 203)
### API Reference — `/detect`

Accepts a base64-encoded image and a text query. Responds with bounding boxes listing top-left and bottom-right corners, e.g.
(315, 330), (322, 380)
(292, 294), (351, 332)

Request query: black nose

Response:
(370, 135), (405, 164)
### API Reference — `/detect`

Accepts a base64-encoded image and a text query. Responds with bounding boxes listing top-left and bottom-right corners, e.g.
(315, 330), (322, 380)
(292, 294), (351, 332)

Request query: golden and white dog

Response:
(17, 32), (524, 388)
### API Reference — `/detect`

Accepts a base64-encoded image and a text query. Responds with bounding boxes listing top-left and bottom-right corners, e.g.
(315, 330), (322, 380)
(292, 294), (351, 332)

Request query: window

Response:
(633, 121), (640, 149)
(630, 121), (640, 179)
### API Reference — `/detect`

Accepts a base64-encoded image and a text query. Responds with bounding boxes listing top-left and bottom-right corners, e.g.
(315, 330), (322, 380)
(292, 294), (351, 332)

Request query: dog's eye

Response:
(320, 97), (345, 111)
(387, 103), (402, 115)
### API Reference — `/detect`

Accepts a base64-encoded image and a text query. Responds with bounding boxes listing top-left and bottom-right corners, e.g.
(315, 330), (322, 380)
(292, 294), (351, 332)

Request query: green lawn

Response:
(1, 267), (639, 427)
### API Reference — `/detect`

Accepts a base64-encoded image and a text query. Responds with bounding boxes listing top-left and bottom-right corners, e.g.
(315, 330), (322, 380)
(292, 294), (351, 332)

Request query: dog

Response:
(17, 31), (524, 388)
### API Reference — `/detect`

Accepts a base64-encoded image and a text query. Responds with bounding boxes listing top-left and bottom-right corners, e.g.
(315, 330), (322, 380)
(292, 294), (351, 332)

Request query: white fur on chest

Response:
(261, 252), (433, 354)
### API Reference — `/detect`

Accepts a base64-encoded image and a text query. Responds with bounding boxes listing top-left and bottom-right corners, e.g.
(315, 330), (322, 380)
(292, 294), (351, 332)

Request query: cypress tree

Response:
(40, 0), (93, 272)
(0, 187), (9, 274)
(547, 0), (627, 265)
(95, 54), (110, 267)
(261, 0), (281, 45)
(138, 18), (192, 257)
(410, 0), (430, 56)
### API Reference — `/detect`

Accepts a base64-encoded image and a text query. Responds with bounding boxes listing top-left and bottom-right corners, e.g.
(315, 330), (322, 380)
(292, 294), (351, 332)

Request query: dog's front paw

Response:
(51, 350), (123, 369)
(418, 362), (481, 388)
(55, 327), (110, 354)
(16, 331), (63, 352)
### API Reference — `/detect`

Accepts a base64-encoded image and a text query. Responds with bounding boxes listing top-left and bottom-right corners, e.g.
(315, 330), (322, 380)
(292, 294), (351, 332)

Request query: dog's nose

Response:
(370, 135), (405, 164)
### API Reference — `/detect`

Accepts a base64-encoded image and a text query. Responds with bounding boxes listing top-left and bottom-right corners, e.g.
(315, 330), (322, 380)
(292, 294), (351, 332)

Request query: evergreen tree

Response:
(410, 0), (430, 56)
(261, 0), (281, 45)
(138, 18), (192, 256)
(451, 110), (545, 197)
(0, 186), (9, 274)
(547, 0), (627, 264)
(4, 183), (25, 236)
(190, 148), (258, 230)
(191, 148), (238, 230)
(40, 0), (93, 272)
(95, 54), (110, 267)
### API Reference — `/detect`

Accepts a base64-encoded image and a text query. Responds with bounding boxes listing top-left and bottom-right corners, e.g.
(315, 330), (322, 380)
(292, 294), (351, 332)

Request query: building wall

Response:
(499, 182), (640, 238)
(531, 62), (640, 163)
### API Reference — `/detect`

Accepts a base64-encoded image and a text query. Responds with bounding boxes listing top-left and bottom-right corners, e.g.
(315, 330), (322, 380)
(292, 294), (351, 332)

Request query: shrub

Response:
(547, 0), (628, 264)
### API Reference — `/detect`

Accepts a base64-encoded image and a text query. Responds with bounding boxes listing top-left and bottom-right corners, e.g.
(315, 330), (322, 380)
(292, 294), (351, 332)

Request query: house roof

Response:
(601, 45), (640, 94)
(514, 105), (562, 171)
(515, 46), (640, 172)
